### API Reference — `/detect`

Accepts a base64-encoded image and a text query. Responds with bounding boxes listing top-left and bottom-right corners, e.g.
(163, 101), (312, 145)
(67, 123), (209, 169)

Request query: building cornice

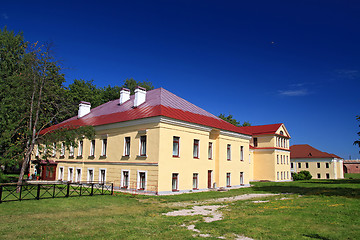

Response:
(219, 130), (252, 140)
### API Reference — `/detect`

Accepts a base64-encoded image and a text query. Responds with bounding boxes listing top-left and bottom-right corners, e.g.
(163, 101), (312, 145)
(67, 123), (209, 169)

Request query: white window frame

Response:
(173, 136), (180, 157)
(226, 172), (231, 187)
(90, 140), (95, 157)
(69, 145), (74, 157)
(58, 167), (64, 181)
(193, 139), (200, 158)
(121, 169), (130, 188)
(227, 144), (231, 161)
(99, 168), (107, 183)
(139, 136), (147, 156)
(124, 137), (130, 156)
(75, 167), (82, 182)
(101, 139), (107, 157)
(192, 173), (198, 190)
(172, 173), (179, 191)
(208, 142), (212, 160)
(68, 167), (74, 182)
(240, 172), (244, 185)
(137, 170), (147, 190)
(87, 168), (94, 182)
(78, 140), (83, 157)
(240, 146), (244, 161)
(60, 142), (65, 156)
(277, 171), (279, 180)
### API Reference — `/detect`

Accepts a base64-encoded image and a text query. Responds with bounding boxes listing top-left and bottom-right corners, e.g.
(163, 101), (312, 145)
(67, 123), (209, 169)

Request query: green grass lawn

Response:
(0, 180), (359, 239)
(345, 173), (360, 179)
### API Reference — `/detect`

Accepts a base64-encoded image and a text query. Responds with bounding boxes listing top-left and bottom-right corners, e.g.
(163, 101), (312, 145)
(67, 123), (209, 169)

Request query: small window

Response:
(99, 169), (106, 184)
(298, 162), (301, 168)
(277, 155), (279, 164)
(291, 162), (294, 168)
(281, 171), (283, 180)
(193, 173), (198, 190)
(240, 146), (244, 161)
(326, 173), (330, 179)
(317, 162), (320, 168)
(87, 169), (94, 182)
(208, 142), (213, 160)
(326, 163), (329, 168)
(281, 155), (283, 164)
(60, 142), (65, 156)
(172, 173), (179, 191)
(58, 167), (64, 181)
(102, 139), (107, 156)
(76, 168), (82, 182)
(317, 173), (321, 179)
(277, 171), (279, 180)
(68, 167), (74, 182)
(138, 172), (146, 190)
(140, 136), (147, 156)
(287, 171), (289, 179)
(240, 172), (244, 185)
(226, 173), (231, 187)
(90, 140), (95, 157)
(52, 143), (56, 157)
(280, 130), (284, 135)
(124, 137), (130, 156)
(193, 140), (199, 158)
(173, 137), (180, 157)
(69, 145), (74, 157)
(78, 140), (83, 157)
(227, 144), (231, 160)
(286, 156), (289, 164)
(306, 162), (309, 168)
(253, 138), (258, 147)
(122, 170), (129, 188)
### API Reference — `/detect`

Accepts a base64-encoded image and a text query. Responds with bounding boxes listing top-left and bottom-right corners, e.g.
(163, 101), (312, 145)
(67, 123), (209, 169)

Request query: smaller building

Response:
(343, 160), (360, 174)
(290, 144), (344, 179)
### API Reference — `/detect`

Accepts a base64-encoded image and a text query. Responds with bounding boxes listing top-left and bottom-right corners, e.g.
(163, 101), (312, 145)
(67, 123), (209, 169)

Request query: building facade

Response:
(31, 87), (291, 194)
(290, 144), (344, 179)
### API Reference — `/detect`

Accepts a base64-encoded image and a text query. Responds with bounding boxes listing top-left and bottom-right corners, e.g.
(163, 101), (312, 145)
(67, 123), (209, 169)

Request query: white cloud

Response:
(336, 69), (359, 80)
(1, 13), (8, 20)
(278, 89), (309, 97)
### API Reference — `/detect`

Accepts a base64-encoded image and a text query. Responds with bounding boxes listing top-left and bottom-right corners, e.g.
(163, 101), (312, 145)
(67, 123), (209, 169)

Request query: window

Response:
(102, 139), (107, 156)
(277, 155), (279, 164)
(172, 173), (178, 191)
(76, 168), (82, 182)
(140, 136), (147, 156)
(208, 142), (213, 159)
(227, 144), (231, 160)
(61, 142), (65, 156)
(253, 138), (258, 147)
(69, 145), (74, 157)
(240, 172), (244, 185)
(138, 172), (146, 190)
(287, 171), (289, 179)
(78, 140), (83, 157)
(240, 146), (244, 161)
(281, 171), (283, 180)
(121, 170), (129, 188)
(87, 168), (94, 182)
(90, 140), (95, 157)
(173, 137), (180, 157)
(193, 140), (199, 158)
(68, 167), (74, 182)
(277, 171), (279, 180)
(99, 169), (106, 184)
(298, 162), (301, 168)
(317, 173), (321, 179)
(286, 156), (289, 164)
(124, 137), (130, 156)
(317, 162), (320, 168)
(226, 173), (231, 187)
(291, 162), (293, 168)
(306, 162), (309, 168)
(326, 173), (330, 179)
(281, 155), (283, 164)
(193, 173), (198, 190)
(326, 163), (329, 168)
(52, 143), (56, 157)
(58, 167), (64, 180)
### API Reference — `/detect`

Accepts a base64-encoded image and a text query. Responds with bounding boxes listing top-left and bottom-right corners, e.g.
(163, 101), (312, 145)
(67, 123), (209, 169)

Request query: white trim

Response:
(220, 130), (251, 140)
(58, 166), (64, 181)
(139, 135), (147, 157)
(95, 116), (163, 131)
(90, 139), (95, 157)
(101, 139), (107, 157)
(121, 169), (130, 188)
(78, 140), (83, 157)
(290, 158), (334, 163)
(75, 167), (82, 182)
(99, 168), (107, 183)
(123, 137), (131, 156)
(68, 167), (74, 182)
(160, 117), (212, 132)
(137, 170), (147, 190)
(87, 168), (95, 182)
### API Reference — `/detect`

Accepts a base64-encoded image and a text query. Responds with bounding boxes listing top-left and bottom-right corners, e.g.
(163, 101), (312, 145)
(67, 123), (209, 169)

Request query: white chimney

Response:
(78, 101), (91, 118)
(134, 86), (146, 107)
(119, 88), (130, 105)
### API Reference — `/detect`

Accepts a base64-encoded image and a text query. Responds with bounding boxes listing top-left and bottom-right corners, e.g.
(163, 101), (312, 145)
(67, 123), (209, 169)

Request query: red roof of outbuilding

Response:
(290, 144), (342, 159)
(41, 88), (252, 136)
(239, 123), (284, 136)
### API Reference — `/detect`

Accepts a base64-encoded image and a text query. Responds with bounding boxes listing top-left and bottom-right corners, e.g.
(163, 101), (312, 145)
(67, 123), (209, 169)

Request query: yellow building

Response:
(31, 87), (291, 194)
(290, 144), (344, 179)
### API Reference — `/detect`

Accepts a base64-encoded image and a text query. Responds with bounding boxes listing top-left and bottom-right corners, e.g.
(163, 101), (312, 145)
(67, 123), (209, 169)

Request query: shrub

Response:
(292, 170), (312, 181)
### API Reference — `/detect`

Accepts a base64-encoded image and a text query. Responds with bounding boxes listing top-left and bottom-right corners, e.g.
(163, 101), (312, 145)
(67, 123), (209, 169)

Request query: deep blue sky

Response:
(2, 0), (360, 159)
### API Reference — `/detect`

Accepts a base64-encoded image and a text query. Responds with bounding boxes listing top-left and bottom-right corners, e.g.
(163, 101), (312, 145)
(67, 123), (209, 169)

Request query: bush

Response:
(292, 170), (312, 181)
(0, 170), (9, 183)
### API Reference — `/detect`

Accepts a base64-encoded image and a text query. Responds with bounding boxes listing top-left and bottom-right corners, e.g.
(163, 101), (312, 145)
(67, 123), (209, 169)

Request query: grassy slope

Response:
(0, 180), (359, 239)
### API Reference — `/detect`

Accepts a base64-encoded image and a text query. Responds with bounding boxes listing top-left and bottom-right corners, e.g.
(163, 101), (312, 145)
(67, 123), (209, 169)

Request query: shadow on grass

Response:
(303, 233), (331, 240)
(252, 180), (360, 199)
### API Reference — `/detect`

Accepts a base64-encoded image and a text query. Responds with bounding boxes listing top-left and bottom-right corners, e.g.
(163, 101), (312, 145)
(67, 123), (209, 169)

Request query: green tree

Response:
(354, 115), (360, 152)
(122, 78), (154, 95)
(218, 114), (251, 127)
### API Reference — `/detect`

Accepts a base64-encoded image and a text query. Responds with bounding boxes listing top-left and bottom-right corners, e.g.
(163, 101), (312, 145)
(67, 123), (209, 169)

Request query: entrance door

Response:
(41, 165), (57, 180)
(208, 170), (212, 188)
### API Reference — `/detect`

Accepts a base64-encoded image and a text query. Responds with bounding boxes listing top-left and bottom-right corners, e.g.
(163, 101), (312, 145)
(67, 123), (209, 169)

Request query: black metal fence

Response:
(0, 182), (114, 203)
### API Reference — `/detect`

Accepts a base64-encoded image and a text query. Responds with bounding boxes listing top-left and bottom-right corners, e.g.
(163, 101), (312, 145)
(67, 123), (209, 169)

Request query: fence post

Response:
(19, 184), (23, 201)
(66, 183), (70, 197)
(79, 184), (82, 196)
(53, 184), (56, 198)
(36, 184), (41, 200)
(111, 183), (114, 195)
(0, 185), (2, 204)
(101, 183), (104, 195)
(90, 183), (93, 196)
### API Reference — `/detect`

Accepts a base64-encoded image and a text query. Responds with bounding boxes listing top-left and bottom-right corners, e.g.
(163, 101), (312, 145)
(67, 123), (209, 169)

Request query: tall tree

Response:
(354, 115), (360, 153)
(122, 78), (154, 94)
(218, 114), (251, 127)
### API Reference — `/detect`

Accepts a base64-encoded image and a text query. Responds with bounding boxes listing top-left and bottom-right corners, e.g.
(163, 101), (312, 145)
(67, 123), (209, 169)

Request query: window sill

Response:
(88, 155), (95, 159)
(59, 155), (65, 159)
(136, 155), (147, 159)
(172, 189), (179, 192)
(192, 188), (198, 190)
(99, 155), (107, 159)
(173, 156), (180, 158)
(193, 157), (199, 159)
(76, 156), (83, 159)
(208, 158), (212, 160)
(121, 186), (128, 189)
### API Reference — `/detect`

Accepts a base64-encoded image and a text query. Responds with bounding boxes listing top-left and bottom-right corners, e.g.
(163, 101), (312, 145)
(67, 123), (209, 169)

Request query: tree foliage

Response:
(354, 115), (360, 153)
(218, 114), (251, 127)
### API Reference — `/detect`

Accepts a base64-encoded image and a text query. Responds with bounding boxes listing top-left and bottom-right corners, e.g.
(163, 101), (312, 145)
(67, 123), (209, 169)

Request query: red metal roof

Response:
(290, 144), (342, 159)
(41, 88), (252, 136)
(239, 123), (284, 135)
